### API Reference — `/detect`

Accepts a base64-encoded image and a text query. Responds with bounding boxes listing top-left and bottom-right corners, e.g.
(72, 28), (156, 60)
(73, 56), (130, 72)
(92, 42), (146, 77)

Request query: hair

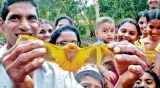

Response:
(41, 19), (53, 29)
(95, 17), (115, 30)
(49, 25), (81, 46)
(0, 40), (5, 46)
(134, 68), (160, 88)
(75, 70), (104, 88)
(54, 14), (73, 27)
(1, 0), (38, 21)
(147, 9), (160, 22)
(145, 68), (160, 88)
(117, 18), (142, 36)
(136, 10), (149, 23)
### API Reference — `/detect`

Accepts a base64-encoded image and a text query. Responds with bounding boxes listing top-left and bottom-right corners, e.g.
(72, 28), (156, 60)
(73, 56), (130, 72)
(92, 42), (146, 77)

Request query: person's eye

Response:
(130, 32), (135, 36)
(83, 85), (89, 88)
(39, 30), (45, 34)
(103, 30), (107, 32)
(149, 25), (154, 29)
(139, 22), (143, 25)
(49, 29), (53, 33)
(71, 41), (79, 46)
(121, 30), (126, 33)
(111, 29), (114, 32)
(9, 15), (20, 22)
(28, 15), (37, 22)
(147, 81), (152, 85)
(135, 80), (141, 84)
(157, 26), (160, 30)
(57, 41), (67, 46)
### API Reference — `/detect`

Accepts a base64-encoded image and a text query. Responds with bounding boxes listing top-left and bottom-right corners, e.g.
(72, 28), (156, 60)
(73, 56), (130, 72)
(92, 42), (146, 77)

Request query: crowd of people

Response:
(0, 0), (160, 88)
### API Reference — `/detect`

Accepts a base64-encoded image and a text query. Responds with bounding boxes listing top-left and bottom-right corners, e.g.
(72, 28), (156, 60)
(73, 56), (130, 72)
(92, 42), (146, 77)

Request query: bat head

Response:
(63, 43), (80, 61)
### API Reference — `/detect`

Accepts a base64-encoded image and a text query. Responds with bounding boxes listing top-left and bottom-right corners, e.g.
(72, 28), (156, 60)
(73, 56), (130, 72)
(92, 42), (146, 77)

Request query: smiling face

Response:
(95, 22), (115, 43)
(138, 17), (148, 35)
(37, 23), (53, 42)
(0, 2), (40, 49)
(147, 19), (160, 41)
(134, 72), (156, 88)
(147, 0), (160, 10)
(117, 22), (139, 44)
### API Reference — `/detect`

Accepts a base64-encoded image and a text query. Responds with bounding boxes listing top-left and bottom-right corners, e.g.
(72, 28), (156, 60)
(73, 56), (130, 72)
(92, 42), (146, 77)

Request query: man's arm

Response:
(2, 40), (46, 88)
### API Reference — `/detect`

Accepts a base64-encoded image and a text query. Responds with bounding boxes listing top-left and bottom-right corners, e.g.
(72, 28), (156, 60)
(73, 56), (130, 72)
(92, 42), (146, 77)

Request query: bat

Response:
(16, 35), (115, 72)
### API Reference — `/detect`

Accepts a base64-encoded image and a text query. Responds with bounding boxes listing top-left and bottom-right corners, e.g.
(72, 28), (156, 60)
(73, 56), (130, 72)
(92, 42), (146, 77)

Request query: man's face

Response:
(0, 2), (40, 48)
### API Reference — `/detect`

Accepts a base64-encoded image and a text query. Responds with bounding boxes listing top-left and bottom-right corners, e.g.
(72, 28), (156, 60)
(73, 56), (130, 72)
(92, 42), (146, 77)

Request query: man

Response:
(0, 0), (82, 88)
(0, 0), (147, 88)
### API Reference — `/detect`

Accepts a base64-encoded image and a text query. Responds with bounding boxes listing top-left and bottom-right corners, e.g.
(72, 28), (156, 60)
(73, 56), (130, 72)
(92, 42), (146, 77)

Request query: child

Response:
(147, 0), (160, 10)
(93, 17), (118, 86)
(136, 10), (149, 39)
(75, 65), (104, 88)
(117, 18), (141, 44)
(53, 14), (74, 30)
(37, 19), (54, 42)
(137, 9), (160, 65)
(134, 68), (160, 88)
(94, 17), (116, 45)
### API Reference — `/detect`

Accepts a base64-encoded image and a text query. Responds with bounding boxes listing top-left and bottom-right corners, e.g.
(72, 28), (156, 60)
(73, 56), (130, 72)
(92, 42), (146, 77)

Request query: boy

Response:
(94, 17), (116, 45)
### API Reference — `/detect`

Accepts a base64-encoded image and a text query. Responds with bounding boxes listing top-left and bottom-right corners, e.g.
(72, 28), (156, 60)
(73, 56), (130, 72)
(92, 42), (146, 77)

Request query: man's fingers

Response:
(13, 48), (46, 68)
(128, 65), (143, 76)
(17, 58), (44, 76)
(2, 41), (44, 66)
(115, 54), (147, 75)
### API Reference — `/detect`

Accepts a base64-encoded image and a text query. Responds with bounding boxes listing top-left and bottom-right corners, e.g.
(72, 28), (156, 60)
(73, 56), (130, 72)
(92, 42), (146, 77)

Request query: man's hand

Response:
(2, 40), (46, 88)
(108, 41), (148, 88)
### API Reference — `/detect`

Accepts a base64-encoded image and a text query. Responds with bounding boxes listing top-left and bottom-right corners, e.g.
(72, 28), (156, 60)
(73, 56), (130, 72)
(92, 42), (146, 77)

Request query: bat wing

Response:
(75, 44), (114, 66)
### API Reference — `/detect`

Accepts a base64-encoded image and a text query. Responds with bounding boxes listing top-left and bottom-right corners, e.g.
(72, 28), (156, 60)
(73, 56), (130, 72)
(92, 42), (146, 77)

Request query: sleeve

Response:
(155, 43), (160, 53)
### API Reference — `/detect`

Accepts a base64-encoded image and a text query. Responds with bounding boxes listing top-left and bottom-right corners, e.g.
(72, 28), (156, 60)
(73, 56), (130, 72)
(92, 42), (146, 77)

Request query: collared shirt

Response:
(0, 44), (82, 88)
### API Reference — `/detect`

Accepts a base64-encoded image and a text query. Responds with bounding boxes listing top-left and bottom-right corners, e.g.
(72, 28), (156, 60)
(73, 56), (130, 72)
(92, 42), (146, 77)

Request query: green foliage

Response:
(99, 0), (148, 26)
(0, 33), (6, 43)
(0, 0), (156, 43)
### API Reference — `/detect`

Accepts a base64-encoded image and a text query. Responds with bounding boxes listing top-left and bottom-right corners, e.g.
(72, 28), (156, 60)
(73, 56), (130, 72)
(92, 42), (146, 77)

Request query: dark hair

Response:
(1, 0), (38, 21)
(147, 9), (160, 22)
(117, 18), (142, 36)
(75, 70), (104, 88)
(136, 10), (149, 23)
(41, 19), (53, 29)
(49, 25), (81, 46)
(134, 68), (160, 88)
(0, 41), (5, 46)
(54, 14), (73, 27)
(145, 68), (160, 88)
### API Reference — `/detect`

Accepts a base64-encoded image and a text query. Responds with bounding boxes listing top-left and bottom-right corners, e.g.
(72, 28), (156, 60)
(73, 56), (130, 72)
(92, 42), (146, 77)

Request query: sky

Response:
(87, 0), (93, 6)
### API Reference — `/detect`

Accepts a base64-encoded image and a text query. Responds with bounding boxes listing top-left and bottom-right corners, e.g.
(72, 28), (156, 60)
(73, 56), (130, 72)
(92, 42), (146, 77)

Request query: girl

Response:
(37, 19), (54, 42)
(136, 10), (149, 39)
(117, 18), (141, 44)
(134, 68), (160, 88)
(137, 9), (160, 65)
(53, 14), (74, 30)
